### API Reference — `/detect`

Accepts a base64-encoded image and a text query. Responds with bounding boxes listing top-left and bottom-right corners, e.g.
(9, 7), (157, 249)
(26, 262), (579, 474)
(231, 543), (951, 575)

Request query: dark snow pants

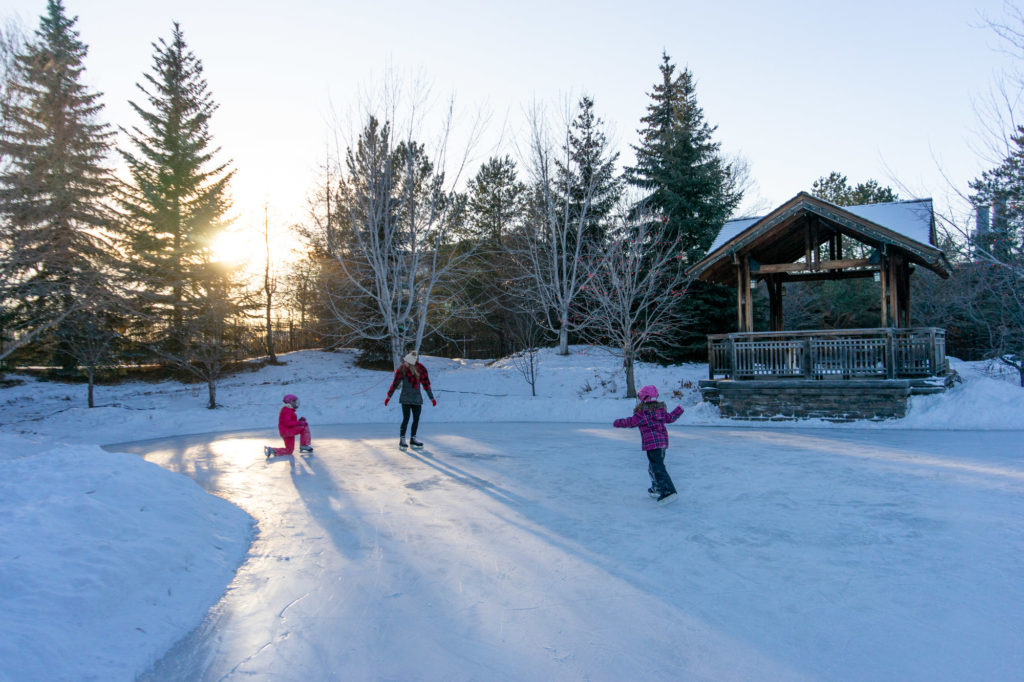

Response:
(646, 448), (677, 495)
(400, 403), (422, 438)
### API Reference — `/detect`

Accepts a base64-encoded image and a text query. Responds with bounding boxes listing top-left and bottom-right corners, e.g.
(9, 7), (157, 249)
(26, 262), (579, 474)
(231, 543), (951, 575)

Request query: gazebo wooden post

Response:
(743, 255), (753, 332)
(888, 254), (900, 328)
(901, 260), (912, 327)
(735, 258), (744, 331)
(734, 253), (753, 332)
(768, 276), (783, 331)
(879, 255), (889, 327)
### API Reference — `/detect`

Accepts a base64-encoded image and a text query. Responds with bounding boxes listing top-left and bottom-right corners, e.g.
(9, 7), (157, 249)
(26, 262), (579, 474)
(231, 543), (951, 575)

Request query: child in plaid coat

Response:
(613, 385), (684, 504)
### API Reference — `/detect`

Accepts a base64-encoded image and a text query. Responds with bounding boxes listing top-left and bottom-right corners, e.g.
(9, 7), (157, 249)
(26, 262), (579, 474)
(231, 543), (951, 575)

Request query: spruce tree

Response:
(0, 0), (118, 370)
(626, 52), (740, 361)
(119, 23), (235, 349)
(627, 53), (739, 264)
(553, 96), (622, 250)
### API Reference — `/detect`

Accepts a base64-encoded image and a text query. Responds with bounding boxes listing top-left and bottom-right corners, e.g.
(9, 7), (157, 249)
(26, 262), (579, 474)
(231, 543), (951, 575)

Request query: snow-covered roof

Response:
(708, 197), (934, 255)
(690, 193), (949, 283)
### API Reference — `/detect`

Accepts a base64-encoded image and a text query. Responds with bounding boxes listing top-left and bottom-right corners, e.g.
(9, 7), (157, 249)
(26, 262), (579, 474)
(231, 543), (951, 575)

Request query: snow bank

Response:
(0, 438), (252, 681)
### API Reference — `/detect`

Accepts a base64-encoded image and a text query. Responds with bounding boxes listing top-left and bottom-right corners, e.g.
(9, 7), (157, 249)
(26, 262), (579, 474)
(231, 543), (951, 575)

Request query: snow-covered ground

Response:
(1, 348), (1022, 680)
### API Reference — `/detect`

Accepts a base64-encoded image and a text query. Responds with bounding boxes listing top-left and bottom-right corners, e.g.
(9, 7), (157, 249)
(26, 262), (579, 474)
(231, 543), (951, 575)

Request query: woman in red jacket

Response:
(265, 394), (313, 457)
(385, 350), (436, 449)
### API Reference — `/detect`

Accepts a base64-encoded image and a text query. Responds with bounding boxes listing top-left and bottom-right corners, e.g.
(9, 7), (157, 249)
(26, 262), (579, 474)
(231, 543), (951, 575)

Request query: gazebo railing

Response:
(708, 328), (947, 380)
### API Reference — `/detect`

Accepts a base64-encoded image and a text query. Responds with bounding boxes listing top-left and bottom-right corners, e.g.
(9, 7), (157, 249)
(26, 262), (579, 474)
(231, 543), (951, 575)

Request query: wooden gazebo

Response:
(687, 192), (954, 421)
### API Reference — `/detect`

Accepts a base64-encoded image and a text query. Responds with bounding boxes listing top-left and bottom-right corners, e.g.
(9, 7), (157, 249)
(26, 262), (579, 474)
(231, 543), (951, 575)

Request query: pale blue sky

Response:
(4, 0), (1014, 260)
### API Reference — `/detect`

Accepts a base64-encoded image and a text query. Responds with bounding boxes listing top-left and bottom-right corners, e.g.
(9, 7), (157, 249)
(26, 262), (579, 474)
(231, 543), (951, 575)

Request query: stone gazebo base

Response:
(699, 376), (954, 422)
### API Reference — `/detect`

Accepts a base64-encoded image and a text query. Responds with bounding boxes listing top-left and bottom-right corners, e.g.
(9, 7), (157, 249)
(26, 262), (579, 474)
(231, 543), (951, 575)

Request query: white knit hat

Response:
(403, 350), (419, 365)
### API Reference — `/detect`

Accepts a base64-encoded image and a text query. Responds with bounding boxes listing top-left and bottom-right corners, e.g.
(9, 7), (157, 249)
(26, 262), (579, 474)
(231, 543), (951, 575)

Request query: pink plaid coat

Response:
(613, 401), (683, 450)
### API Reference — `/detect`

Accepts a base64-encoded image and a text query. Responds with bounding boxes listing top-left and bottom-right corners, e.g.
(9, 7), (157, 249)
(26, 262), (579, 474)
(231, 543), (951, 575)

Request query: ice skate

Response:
(399, 437), (408, 449)
(264, 446), (276, 458)
(409, 437), (424, 449)
(657, 492), (678, 506)
(299, 445), (314, 454)
(648, 487), (659, 499)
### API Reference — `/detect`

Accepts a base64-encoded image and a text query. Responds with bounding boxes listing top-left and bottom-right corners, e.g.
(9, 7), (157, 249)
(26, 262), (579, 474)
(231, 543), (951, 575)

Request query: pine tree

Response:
(812, 171), (899, 208)
(0, 0), (118, 371)
(627, 53), (739, 265)
(970, 126), (1024, 264)
(967, 127), (1024, 385)
(465, 155), (526, 355)
(119, 23), (235, 348)
(553, 96), (622, 250)
(626, 52), (740, 361)
(467, 155), (525, 248)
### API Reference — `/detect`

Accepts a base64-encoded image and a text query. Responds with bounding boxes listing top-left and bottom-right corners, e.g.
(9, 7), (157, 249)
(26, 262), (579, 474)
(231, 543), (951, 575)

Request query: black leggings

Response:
(400, 403), (422, 437)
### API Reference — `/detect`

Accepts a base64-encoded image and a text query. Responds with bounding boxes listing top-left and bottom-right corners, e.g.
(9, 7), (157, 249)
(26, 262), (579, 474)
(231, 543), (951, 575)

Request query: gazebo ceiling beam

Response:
(771, 269), (879, 283)
(752, 257), (872, 274)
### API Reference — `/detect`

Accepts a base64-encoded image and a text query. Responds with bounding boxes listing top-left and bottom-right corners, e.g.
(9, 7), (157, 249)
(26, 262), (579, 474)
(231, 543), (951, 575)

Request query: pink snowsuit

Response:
(273, 405), (311, 455)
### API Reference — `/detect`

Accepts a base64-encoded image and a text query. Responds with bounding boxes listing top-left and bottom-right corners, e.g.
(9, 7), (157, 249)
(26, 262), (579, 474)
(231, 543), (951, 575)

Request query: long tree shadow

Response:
(401, 446), (529, 508)
(288, 453), (365, 560)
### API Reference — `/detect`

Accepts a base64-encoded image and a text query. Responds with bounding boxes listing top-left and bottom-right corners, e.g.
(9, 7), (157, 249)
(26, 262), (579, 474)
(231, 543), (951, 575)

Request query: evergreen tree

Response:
(626, 52), (740, 361)
(119, 23), (235, 349)
(466, 155), (525, 248)
(553, 96), (622, 249)
(970, 126), (1024, 264)
(967, 127), (1024, 385)
(626, 52), (739, 265)
(812, 171), (899, 208)
(465, 155), (526, 355)
(0, 0), (118, 371)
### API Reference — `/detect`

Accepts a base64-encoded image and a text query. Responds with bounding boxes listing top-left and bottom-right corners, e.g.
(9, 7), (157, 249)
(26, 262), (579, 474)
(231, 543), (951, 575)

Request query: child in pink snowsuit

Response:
(265, 394), (313, 456)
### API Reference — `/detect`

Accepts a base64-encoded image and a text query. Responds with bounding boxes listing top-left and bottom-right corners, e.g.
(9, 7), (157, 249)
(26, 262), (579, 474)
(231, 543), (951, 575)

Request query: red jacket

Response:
(387, 363), (434, 405)
(278, 406), (306, 437)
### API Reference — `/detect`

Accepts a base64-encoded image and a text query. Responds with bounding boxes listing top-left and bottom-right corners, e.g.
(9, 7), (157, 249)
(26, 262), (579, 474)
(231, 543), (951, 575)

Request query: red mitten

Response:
(384, 397), (390, 406)
(431, 398), (437, 407)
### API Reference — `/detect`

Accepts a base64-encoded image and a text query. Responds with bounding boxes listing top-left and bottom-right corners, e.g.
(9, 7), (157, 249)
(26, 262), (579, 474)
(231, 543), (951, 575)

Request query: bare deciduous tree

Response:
(262, 203), (279, 363)
(576, 203), (691, 398)
(320, 88), (481, 368)
(514, 104), (615, 355)
(509, 310), (545, 396)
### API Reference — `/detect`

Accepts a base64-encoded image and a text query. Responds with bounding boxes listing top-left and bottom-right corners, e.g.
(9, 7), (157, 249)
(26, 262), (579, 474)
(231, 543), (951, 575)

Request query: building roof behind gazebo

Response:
(690, 192), (949, 283)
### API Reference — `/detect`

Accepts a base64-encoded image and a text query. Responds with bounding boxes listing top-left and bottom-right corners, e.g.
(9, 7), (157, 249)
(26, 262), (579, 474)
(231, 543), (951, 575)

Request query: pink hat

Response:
(637, 385), (659, 402)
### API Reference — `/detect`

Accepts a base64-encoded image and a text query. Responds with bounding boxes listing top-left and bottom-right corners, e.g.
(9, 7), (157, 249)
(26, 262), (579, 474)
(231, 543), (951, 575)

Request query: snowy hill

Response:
(1, 347), (1022, 680)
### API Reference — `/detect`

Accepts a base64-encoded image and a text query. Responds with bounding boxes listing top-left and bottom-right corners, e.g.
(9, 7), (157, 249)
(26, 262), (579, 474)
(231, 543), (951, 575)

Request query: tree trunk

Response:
(558, 325), (569, 355)
(207, 380), (217, 409)
(623, 347), (636, 399)
(265, 296), (276, 363)
(87, 367), (95, 408)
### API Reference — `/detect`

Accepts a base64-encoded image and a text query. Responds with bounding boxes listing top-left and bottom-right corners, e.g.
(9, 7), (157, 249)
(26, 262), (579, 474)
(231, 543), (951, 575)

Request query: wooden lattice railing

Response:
(707, 328), (947, 380)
